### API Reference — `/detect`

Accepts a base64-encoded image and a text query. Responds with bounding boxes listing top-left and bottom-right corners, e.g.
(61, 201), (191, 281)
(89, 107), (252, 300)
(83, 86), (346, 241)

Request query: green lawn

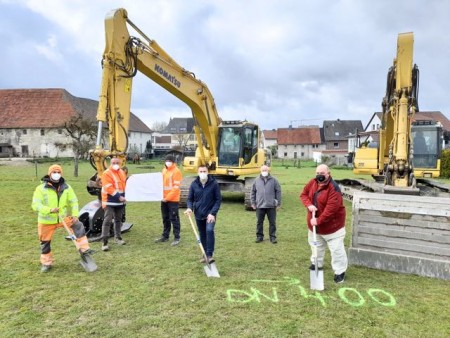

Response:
(0, 159), (449, 337)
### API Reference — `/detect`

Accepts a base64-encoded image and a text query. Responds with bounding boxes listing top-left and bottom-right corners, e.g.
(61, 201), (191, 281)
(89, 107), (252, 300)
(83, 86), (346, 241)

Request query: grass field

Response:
(0, 159), (449, 337)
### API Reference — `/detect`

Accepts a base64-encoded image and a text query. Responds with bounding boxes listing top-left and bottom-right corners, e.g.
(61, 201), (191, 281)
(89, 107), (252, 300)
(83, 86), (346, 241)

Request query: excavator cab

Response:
(218, 122), (259, 167)
(412, 120), (443, 177)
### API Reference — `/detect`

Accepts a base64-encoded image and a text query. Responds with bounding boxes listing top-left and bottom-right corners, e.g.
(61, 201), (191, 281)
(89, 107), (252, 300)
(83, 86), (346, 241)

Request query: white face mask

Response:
(261, 171), (269, 177)
(112, 164), (120, 171)
(199, 173), (208, 181)
(165, 161), (173, 168)
(50, 173), (61, 181)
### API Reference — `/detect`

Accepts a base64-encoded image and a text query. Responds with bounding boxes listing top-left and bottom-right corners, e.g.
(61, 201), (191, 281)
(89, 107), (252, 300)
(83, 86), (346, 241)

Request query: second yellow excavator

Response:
(352, 32), (443, 195)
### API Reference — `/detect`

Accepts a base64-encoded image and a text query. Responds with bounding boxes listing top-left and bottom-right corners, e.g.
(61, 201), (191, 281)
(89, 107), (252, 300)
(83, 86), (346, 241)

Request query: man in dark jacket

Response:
(300, 164), (347, 283)
(185, 165), (221, 263)
(251, 165), (282, 243)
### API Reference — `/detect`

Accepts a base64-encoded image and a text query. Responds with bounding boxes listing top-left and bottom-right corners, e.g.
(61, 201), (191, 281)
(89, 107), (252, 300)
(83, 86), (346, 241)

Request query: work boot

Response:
(81, 248), (95, 257)
(270, 238), (278, 244)
(80, 248), (95, 256)
(102, 244), (109, 251)
(334, 272), (346, 283)
(255, 237), (264, 243)
(41, 264), (52, 273)
(171, 239), (180, 246)
(154, 237), (169, 243)
(115, 237), (126, 245)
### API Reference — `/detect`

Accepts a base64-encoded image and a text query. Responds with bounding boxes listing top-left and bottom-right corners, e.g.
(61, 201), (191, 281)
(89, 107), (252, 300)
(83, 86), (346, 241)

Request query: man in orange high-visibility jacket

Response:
(100, 157), (127, 251)
(155, 155), (183, 246)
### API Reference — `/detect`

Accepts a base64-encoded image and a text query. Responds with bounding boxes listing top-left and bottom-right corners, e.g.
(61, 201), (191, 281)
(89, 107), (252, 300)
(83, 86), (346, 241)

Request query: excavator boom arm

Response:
(91, 8), (221, 175)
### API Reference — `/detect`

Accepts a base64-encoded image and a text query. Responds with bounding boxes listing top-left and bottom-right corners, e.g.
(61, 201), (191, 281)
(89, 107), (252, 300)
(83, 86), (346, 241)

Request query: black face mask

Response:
(316, 174), (326, 182)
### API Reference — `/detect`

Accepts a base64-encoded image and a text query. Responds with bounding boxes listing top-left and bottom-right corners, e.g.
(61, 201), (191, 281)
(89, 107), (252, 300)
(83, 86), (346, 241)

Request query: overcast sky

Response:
(1, 0), (449, 131)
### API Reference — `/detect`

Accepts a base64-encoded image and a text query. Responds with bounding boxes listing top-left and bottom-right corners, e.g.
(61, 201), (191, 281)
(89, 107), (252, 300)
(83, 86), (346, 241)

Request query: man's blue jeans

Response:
(195, 218), (215, 257)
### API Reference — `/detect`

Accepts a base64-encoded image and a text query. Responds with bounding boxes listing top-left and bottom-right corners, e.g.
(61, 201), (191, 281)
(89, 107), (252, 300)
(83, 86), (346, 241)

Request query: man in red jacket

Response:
(300, 164), (347, 283)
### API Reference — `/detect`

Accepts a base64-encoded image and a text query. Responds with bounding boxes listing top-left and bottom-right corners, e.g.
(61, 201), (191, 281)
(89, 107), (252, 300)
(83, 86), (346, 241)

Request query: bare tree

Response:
(173, 133), (191, 149)
(55, 113), (97, 177)
(151, 121), (168, 132)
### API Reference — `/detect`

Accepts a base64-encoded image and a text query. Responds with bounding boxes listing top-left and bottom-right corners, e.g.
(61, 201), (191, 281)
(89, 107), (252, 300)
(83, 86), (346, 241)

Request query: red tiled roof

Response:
(414, 111), (450, 131)
(0, 88), (77, 128)
(277, 127), (321, 145)
(262, 130), (277, 139)
(0, 88), (151, 133)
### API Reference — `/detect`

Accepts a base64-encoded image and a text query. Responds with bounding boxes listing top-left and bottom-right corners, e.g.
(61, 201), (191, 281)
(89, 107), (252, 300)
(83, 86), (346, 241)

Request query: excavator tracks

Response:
(336, 178), (450, 201)
(180, 175), (256, 210)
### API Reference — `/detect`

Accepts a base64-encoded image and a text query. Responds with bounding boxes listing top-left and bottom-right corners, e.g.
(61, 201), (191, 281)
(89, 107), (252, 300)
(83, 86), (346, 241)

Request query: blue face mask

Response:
(316, 174), (326, 182)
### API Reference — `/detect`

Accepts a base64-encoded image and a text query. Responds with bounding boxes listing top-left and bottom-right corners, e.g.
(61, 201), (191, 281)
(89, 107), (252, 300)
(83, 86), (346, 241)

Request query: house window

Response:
(22, 129), (27, 135)
(372, 124), (375, 131)
(335, 132), (340, 136)
(301, 152), (305, 157)
(284, 152), (287, 157)
(58, 129), (63, 134)
(21, 145), (29, 156)
(294, 152), (297, 159)
(40, 129), (45, 136)
(334, 142), (339, 148)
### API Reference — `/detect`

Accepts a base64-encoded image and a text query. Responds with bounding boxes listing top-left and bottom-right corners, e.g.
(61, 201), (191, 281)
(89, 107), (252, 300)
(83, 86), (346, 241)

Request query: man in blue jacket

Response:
(185, 165), (222, 263)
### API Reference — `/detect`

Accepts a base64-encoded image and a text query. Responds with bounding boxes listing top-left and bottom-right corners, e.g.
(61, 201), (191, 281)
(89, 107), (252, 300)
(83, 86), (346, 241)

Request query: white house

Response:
(0, 88), (152, 158)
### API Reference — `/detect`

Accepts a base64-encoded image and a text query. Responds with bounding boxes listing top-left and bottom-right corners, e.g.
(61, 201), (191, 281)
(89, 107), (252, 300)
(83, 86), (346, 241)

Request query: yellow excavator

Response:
(352, 32), (442, 195)
(81, 7), (267, 234)
(345, 33), (450, 280)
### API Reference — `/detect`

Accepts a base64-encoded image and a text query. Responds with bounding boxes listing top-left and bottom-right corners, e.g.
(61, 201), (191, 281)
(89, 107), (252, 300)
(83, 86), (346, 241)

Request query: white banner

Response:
(125, 173), (163, 202)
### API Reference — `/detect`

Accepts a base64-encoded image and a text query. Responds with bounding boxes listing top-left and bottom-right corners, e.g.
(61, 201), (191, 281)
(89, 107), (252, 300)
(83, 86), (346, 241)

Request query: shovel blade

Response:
(80, 254), (97, 272)
(310, 269), (324, 291)
(203, 262), (220, 278)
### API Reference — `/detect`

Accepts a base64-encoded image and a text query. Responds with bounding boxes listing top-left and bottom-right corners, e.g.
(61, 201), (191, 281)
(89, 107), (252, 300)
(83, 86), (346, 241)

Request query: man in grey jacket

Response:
(251, 165), (282, 243)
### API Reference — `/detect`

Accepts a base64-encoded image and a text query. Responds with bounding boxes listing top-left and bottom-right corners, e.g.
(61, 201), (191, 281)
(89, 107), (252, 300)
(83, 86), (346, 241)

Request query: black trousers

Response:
(101, 205), (125, 243)
(161, 201), (181, 239)
(256, 207), (277, 240)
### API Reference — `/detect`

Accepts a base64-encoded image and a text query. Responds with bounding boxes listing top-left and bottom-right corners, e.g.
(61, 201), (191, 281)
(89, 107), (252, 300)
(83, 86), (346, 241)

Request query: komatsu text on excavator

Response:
(80, 8), (268, 236)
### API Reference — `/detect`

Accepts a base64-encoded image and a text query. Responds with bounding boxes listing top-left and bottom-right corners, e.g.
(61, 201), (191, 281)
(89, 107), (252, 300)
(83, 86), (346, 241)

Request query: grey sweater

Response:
(250, 175), (282, 209)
